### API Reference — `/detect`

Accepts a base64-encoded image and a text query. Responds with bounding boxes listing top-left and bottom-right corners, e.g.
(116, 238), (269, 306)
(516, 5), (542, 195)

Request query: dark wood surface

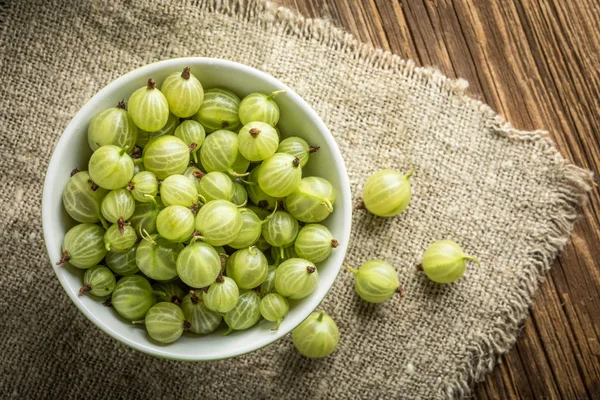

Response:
(277, 0), (600, 398)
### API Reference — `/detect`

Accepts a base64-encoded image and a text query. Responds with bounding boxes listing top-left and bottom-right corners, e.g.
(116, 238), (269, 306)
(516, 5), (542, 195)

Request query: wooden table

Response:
(279, 0), (600, 397)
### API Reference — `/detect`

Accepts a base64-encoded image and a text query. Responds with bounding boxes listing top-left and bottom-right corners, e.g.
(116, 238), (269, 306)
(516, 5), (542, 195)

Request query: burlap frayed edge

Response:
(195, 0), (595, 397)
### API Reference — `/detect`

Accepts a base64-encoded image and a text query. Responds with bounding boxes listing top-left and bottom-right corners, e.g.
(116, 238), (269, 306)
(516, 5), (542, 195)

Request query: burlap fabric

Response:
(0, 0), (593, 398)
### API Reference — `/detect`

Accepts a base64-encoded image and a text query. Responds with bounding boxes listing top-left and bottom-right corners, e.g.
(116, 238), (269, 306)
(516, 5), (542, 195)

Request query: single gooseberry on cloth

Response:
(363, 168), (414, 217)
(292, 311), (339, 358)
(421, 240), (480, 284)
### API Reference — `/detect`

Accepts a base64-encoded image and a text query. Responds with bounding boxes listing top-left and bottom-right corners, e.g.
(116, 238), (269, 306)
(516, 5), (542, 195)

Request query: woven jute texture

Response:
(0, 0), (593, 398)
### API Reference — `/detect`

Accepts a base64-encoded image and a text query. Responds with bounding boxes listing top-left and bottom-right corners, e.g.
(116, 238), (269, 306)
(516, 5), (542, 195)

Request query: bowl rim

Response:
(42, 57), (352, 361)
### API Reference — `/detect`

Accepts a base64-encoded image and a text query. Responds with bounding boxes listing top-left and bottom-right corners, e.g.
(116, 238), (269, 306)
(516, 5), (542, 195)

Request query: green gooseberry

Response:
(238, 121), (279, 162)
(274, 258), (318, 300)
(226, 246), (268, 289)
(292, 311), (339, 358)
(128, 78), (169, 132)
(204, 274), (240, 313)
(160, 174), (199, 208)
(79, 265), (116, 297)
(421, 240), (480, 284)
(56, 223), (107, 269)
(126, 171), (158, 202)
(196, 171), (234, 202)
(285, 177), (335, 223)
(181, 290), (222, 335)
(223, 291), (261, 335)
(161, 67), (204, 118)
(262, 210), (299, 259)
(156, 205), (195, 243)
(142, 135), (190, 180)
(153, 282), (185, 305)
(193, 88), (241, 133)
(101, 189), (135, 227)
(136, 112), (179, 148)
(228, 209), (262, 249)
(194, 200), (242, 246)
(257, 153), (302, 198)
(87, 101), (138, 152)
(294, 224), (339, 264)
(231, 182), (248, 207)
(199, 130), (245, 176)
(174, 119), (206, 163)
(136, 233), (183, 281)
(129, 197), (164, 235)
(259, 293), (289, 330)
(88, 145), (134, 190)
(103, 224), (137, 253)
(111, 275), (156, 321)
(246, 165), (279, 210)
(347, 260), (400, 303)
(363, 169), (414, 217)
(63, 170), (109, 223)
(105, 246), (139, 276)
(138, 302), (188, 344)
(277, 136), (319, 168)
(176, 241), (221, 288)
(259, 265), (276, 297)
(238, 90), (284, 126)
(182, 166), (204, 192)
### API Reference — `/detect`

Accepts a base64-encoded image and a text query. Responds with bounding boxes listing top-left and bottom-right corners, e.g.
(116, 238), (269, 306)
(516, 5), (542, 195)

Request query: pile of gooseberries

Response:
(58, 67), (342, 351)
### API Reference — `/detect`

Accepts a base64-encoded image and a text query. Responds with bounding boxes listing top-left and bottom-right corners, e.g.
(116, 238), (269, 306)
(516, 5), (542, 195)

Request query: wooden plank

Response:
(276, 0), (600, 398)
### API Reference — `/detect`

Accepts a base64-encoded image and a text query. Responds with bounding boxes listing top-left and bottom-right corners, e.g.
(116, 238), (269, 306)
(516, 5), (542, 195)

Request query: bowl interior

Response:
(42, 58), (351, 360)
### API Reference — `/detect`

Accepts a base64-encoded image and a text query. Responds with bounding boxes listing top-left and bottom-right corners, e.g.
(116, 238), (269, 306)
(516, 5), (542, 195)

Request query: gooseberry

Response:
(100, 189), (135, 230)
(294, 224), (338, 264)
(161, 67), (204, 118)
(277, 136), (319, 168)
(421, 240), (480, 284)
(136, 232), (183, 281)
(237, 121), (279, 162)
(128, 197), (164, 235)
(181, 290), (222, 335)
(231, 181), (248, 207)
(259, 293), (289, 330)
(257, 153), (302, 198)
(87, 100), (138, 151)
(136, 112), (179, 148)
(274, 258), (318, 299)
(199, 130), (243, 176)
(88, 145), (134, 190)
(56, 223), (106, 269)
(126, 171), (158, 202)
(79, 265), (116, 297)
(238, 90), (284, 126)
(203, 274), (240, 313)
(223, 291), (261, 335)
(62, 170), (108, 223)
(245, 165), (279, 210)
(140, 302), (188, 344)
(152, 282), (185, 305)
(142, 135), (190, 180)
(194, 200), (242, 246)
(262, 210), (299, 259)
(105, 246), (139, 276)
(174, 119), (206, 163)
(156, 205), (195, 243)
(226, 246), (268, 289)
(194, 88), (241, 133)
(176, 241), (221, 288)
(285, 177), (335, 223)
(347, 260), (400, 303)
(160, 174), (199, 207)
(196, 171), (234, 202)
(292, 311), (339, 358)
(128, 78), (169, 132)
(111, 275), (156, 321)
(363, 169), (413, 217)
(103, 224), (137, 253)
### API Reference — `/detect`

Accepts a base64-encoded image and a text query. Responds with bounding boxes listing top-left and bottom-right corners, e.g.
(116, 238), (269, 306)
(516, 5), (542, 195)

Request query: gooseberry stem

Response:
(309, 145), (320, 153)
(70, 168), (80, 177)
(116, 100), (126, 110)
(99, 215), (109, 229)
(248, 246), (258, 256)
(197, 194), (208, 205)
(190, 290), (200, 304)
(405, 168), (415, 179)
(266, 90), (286, 100)
(317, 312), (325, 322)
(321, 199), (334, 213)
(183, 321), (191, 330)
(56, 250), (70, 265)
(306, 266), (316, 274)
(228, 169), (250, 178)
(105, 243), (111, 252)
(272, 319), (282, 331)
(126, 181), (135, 191)
(147, 78), (156, 90)
(240, 178), (254, 185)
(153, 290), (167, 298)
(192, 151), (199, 164)
(249, 128), (261, 138)
(223, 327), (233, 336)
(236, 198), (248, 208)
(140, 228), (156, 245)
(331, 239), (340, 248)
(464, 256), (481, 268)
(119, 145), (129, 157)
(132, 320), (145, 325)
(345, 265), (359, 275)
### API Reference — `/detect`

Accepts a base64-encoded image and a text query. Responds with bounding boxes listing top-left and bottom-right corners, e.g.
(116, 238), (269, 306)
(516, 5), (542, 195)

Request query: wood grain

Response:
(278, 0), (600, 397)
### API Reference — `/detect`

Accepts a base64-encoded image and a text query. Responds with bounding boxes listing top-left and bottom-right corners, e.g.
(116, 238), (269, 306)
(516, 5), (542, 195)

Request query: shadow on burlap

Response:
(0, 0), (593, 398)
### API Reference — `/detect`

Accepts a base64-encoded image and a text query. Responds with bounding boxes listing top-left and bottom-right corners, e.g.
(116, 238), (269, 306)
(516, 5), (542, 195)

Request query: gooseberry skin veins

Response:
(60, 223), (107, 269)
(294, 224), (336, 264)
(199, 130), (240, 174)
(262, 210), (300, 249)
(103, 224), (137, 253)
(176, 242), (221, 288)
(204, 276), (240, 313)
(100, 188), (135, 224)
(223, 291), (261, 333)
(88, 145), (134, 190)
(62, 171), (108, 223)
(422, 240), (480, 284)
(87, 105), (138, 152)
(274, 258), (319, 300)
(238, 91), (281, 127)
(231, 181), (248, 207)
(111, 275), (156, 321)
(259, 293), (289, 330)
(194, 88), (241, 133)
(105, 246), (139, 276)
(142, 135), (190, 180)
(226, 247), (269, 289)
(237, 121), (279, 162)
(197, 171), (235, 203)
(292, 311), (339, 358)
(181, 292), (222, 335)
(80, 265), (116, 297)
(160, 174), (199, 207)
(152, 282), (185, 304)
(144, 302), (186, 344)
(277, 136), (317, 168)
(156, 205), (195, 243)
(363, 169), (413, 217)
(349, 260), (399, 303)
(174, 119), (206, 161)
(127, 80), (170, 132)
(285, 177), (335, 223)
(127, 171), (158, 203)
(259, 265), (277, 297)
(161, 68), (205, 118)
(246, 165), (280, 210)
(257, 153), (302, 198)
(228, 209), (262, 249)
(194, 200), (242, 246)
(128, 197), (164, 236)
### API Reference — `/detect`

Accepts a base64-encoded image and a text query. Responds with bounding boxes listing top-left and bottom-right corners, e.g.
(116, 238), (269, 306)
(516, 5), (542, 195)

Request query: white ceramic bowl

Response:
(42, 58), (351, 360)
